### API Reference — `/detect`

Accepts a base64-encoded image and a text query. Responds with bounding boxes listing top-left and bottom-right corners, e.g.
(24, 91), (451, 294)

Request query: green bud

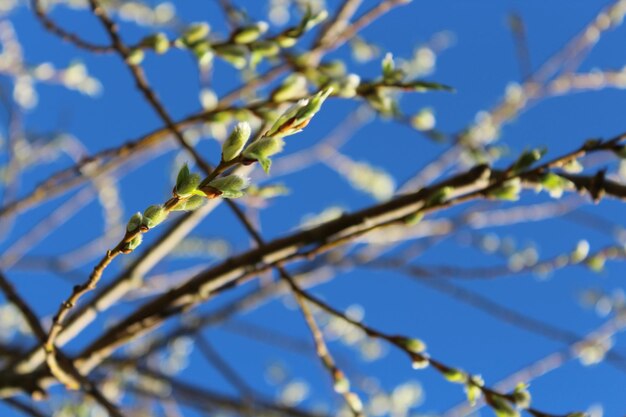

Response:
(123, 234), (143, 253)
(293, 87), (333, 123)
(207, 110), (232, 123)
(425, 186), (453, 206)
(250, 40), (280, 57)
(233, 21), (269, 44)
(512, 382), (531, 409)
(275, 29), (299, 48)
(335, 73), (361, 98)
(265, 99), (309, 137)
(276, 33), (298, 48)
(126, 212), (143, 233)
(214, 44), (247, 69)
(540, 172), (573, 198)
(274, 7), (327, 48)
(319, 60), (346, 78)
(142, 205), (168, 229)
(465, 376), (484, 406)
(175, 163), (202, 198)
(126, 49), (145, 65)
(411, 108), (436, 131)
(271, 74), (308, 102)
(222, 122), (251, 162)
(382, 52), (395, 80)
(206, 175), (250, 198)
(443, 368), (468, 383)
(303, 9), (328, 31)
(181, 22), (210, 45)
(366, 89), (397, 116)
(488, 178), (522, 201)
(266, 87), (333, 138)
(394, 336), (427, 353)
(489, 395), (520, 417)
(403, 211), (424, 226)
(565, 413), (588, 417)
(512, 148), (546, 173)
(587, 254), (606, 272)
(191, 41), (213, 62)
(141, 33), (170, 54)
(172, 195), (205, 211)
(242, 136), (285, 173)
(562, 158), (584, 173)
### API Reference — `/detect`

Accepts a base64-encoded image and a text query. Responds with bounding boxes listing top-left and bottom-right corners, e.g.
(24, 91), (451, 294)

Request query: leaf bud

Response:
(123, 234), (143, 253)
(126, 212), (143, 233)
(205, 175), (250, 198)
(140, 33), (170, 54)
(181, 22), (210, 45)
(222, 122), (251, 162)
(233, 22), (269, 44)
(142, 205), (168, 229)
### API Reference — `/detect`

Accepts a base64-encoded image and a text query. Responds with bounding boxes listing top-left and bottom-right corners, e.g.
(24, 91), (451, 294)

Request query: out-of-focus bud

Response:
(443, 368), (468, 384)
(465, 375), (484, 406)
(333, 370), (350, 394)
(250, 40), (280, 57)
(126, 49), (145, 65)
(411, 108), (436, 131)
(180, 22), (210, 45)
(393, 336), (427, 353)
(489, 394), (520, 417)
(512, 148), (546, 173)
(512, 383), (531, 409)
(335, 74), (361, 98)
(233, 21), (269, 44)
(191, 40), (213, 63)
(539, 173), (574, 198)
(487, 178), (522, 201)
(214, 44), (247, 69)
(141, 33), (170, 54)
(271, 74), (308, 102)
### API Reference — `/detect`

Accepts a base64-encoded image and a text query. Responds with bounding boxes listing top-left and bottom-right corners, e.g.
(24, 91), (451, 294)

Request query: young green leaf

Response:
(242, 137), (285, 173)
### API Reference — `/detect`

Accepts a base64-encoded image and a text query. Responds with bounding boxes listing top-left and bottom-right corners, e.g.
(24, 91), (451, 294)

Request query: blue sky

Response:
(1, 1), (626, 416)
